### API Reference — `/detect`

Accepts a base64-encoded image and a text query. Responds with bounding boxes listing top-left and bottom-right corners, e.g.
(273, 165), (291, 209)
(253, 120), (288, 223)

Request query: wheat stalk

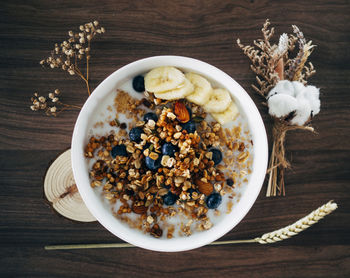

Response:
(45, 201), (337, 250)
(254, 200), (337, 244)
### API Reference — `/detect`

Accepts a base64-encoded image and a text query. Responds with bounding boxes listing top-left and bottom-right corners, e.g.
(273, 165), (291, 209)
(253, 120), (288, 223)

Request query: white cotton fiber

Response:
(267, 80), (321, 125)
(268, 80), (295, 98)
(292, 81), (306, 97)
(303, 85), (321, 116)
(290, 96), (312, 126)
(268, 94), (299, 118)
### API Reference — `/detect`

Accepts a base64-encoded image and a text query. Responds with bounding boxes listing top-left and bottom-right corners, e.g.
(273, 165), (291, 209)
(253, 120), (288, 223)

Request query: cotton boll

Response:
(268, 93), (299, 118)
(267, 80), (321, 125)
(303, 85), (320, 116)
(290, 96), (312, 126)
(268, 80), (295, 98)
(292, 81), (307, 98)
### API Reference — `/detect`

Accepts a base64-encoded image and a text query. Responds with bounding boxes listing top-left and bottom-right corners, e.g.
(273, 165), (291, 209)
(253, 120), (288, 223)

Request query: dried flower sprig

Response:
(237, 20), (320, 197)
(40, 21), (105, 96)
(31, 21), (105, 117)
(30, 89), (81, 117)
(285, 25), (316, 83)
(44, 200), (338, 250)
(237, 20), (301, 97)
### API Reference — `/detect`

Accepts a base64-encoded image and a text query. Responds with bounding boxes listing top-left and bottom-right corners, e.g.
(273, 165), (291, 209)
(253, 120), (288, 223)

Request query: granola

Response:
(85, 72), (253, 238)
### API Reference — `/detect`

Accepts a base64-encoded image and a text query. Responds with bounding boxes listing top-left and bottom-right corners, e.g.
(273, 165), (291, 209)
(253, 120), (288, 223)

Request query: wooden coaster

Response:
(44, 149), (96, 222)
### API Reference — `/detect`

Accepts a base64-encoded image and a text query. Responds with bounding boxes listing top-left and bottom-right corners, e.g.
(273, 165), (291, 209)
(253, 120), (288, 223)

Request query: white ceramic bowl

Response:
(71, 55), (268, 252)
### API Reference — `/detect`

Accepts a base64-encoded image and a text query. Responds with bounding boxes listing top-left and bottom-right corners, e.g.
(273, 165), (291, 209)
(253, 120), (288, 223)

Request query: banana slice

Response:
(154, 78), (194, 100)
(211, 101), (239, 125)
(145, 66), (185, 93)
(203, 88), (231, 113)
(185, 72), (212, 105)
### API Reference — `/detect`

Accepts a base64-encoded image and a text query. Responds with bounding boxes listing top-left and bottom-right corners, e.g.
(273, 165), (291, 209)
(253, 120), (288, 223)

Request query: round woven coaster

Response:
(44, 149), (96, 222)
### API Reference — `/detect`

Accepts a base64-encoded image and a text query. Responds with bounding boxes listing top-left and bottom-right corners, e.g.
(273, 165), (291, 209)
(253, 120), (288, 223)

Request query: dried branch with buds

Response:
(30, 89), (81, 117)
(237, 20), (319, 197)
(30, 21), (105, 117)
(40, 21), (105, 96)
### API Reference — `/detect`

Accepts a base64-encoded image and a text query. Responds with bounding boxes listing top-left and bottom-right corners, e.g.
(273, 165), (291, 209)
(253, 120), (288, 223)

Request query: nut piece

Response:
(174, 101), (190, 123)
(195, 179), (213, 196)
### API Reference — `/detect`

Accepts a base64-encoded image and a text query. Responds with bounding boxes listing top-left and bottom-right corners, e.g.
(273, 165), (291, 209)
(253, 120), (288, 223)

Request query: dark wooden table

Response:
(1, 0), (349, 277)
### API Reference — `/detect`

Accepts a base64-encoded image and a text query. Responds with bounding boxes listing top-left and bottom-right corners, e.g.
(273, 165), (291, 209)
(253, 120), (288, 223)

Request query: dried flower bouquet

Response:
(237, 20), (320, 196)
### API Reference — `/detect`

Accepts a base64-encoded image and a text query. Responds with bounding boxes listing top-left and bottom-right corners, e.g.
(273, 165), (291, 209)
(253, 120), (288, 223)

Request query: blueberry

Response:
(132, 75), (145, 92)
(226, 178), (234, 187)
(206, 193), (222, 209)
(181, 120), (196, 134)
(143, 112), (158, 123)
(129, 127), (143, 143)
(210, 148), (222, 165)
(111, 144), (127, 158)
(145, 156), (162, 171)
(161, 142), (177, 157)
(163, 192), (177, 206)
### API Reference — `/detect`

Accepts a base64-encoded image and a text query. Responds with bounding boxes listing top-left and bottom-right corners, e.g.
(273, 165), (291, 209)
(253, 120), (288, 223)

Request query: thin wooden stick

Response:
(44, 201), (337, 250)
(45, 239), (257, 250)
(45, 243), (134, 250)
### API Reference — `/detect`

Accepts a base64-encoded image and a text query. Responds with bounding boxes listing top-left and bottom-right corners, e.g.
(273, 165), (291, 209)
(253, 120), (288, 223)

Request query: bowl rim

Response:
(71, 55), (268, 252)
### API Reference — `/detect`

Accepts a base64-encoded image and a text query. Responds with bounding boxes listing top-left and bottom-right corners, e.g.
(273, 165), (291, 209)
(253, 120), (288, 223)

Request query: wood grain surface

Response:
(0, 0), (349, 277)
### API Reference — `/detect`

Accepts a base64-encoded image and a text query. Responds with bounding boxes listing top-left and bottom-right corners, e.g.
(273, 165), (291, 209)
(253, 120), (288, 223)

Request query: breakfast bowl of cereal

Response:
(71, 55), (268, 252)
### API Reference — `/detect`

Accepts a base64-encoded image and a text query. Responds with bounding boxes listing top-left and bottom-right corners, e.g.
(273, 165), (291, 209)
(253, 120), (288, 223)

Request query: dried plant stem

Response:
(54, 107), (69, 116)
(54, 103), (82, 116)
(266, 141), (276, 196)
(84, 77), (91, 96)
(73, 67), (91, 96)
(87, 40), (90, 81)
(85, 40), (91, 95)
(266, 120), (315, 197)
(45, 201), (337, 250)
(60, 103), (82, 109)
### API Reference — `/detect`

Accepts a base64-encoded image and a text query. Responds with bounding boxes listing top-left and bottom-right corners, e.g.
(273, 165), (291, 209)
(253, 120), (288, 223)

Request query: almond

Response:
(195, 179), (213, 196)
(174, 101), (190, 123)
(132, 204), (148, 215)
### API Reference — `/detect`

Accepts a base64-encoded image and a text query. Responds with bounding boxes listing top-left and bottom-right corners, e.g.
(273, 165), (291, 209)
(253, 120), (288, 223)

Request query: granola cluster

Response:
(85, 90), (251, 238)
